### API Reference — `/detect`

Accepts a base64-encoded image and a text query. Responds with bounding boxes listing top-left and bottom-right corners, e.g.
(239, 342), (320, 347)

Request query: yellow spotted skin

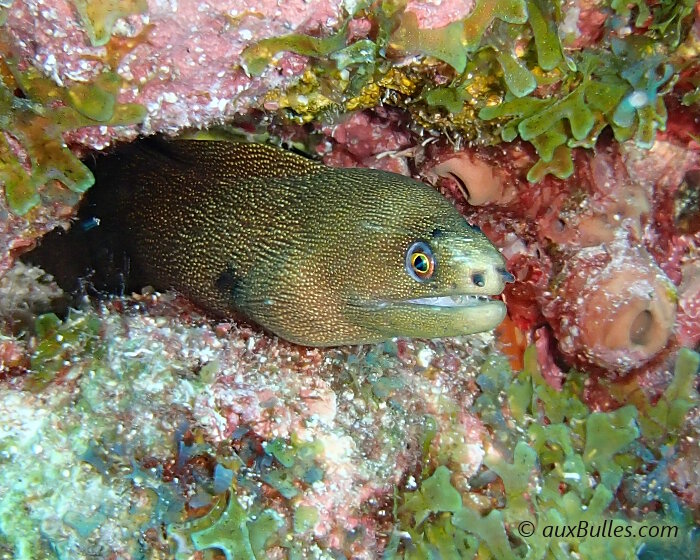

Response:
(86, 139), (509, 346)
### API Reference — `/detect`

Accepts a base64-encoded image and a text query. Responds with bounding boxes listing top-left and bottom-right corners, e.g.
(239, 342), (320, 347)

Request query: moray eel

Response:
(37, 138), (513, 346)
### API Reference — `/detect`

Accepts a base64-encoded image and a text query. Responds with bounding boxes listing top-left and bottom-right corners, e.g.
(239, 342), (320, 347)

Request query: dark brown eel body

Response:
(29, 138), (512, 346)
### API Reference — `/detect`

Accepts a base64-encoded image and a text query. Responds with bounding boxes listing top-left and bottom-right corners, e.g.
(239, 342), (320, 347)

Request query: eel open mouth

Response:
(357, 292), (507, 340)
(404, 294), (497, 307)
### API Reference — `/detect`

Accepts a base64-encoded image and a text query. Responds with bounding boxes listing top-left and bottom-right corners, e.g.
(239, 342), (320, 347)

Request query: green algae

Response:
(494, 49), (536, 98)
(480, 34), (677, 179)
(0, 134), (37, 215)
(527, 144), (574, 181)
(462, 0), (528, 48)
(682, 84), (700, 106)
(269, 437), (325, 489)
(648, 348), (699, 435)
(66, 83), (117, 122)
(424, 85), (471, 114)
(607, 347), (700, 445)
(453, 508), (517, 560)
(242, 24), (349, 77)
(385, 346), (699, 559)
(242, 0), (694, 182)
(167, 434), (327, 558)
(583, 405), (639, 491)
(488, 21), (537, 98)
(485, 440), (538, 518)
(0, 33), (145, 216)
(612, 0), (696, 49)
(650, 0), (696, 48)
(249, 509), (286, 555)
(400, 466), (462, 526)
(293, 505), (319, 534)
(527, 0), (563, 71)
(263, 468), (299, 500)
(189, 491), (256, 560)
(29, 312), (102, 389)
(610, 38), (675, 148)
(71, 0), (148, 47)
(519, 85), (595, 143)
(476, 1), (689, 176)
(386, 467), (478, 559)
(611, 0), (651, 28)
(265, 438), (296, 468)
(391, 11), (467, 73)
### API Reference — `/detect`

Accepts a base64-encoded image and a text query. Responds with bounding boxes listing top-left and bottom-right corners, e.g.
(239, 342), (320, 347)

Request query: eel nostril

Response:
(472, 272), (486, 287)
(497, 267), (515, 283)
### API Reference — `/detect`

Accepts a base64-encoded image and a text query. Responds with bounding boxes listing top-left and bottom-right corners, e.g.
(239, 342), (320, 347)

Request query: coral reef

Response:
(427, 135), (698, 375)
(0, 263), (506, 558)
(0, 0), (698, 558)
(1, 272), (696, 558)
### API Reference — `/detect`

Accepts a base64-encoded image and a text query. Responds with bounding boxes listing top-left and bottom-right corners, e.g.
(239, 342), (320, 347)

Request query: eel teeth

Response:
(406, 294), (494, 307)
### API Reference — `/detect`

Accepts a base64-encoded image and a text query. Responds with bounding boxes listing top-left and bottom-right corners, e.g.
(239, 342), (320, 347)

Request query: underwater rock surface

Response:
(0, 265), (499, 558)
(0, 0), (699, 558)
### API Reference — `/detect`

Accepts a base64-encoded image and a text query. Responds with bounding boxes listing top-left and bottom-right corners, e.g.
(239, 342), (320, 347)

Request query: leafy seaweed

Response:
(391, 11), (467, 72)
(242, 24), (349, 77)
(0, 35), (145, 215)
(239, 0), (692, 181)
(71, 0), (148, 47)
(30, 312), (102, 388)
(385, 346), (699, 558)
(187, 491), (256, 560)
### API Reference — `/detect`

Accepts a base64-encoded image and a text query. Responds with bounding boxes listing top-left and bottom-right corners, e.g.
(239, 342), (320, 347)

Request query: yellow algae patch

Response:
(72, 0), (148, 47)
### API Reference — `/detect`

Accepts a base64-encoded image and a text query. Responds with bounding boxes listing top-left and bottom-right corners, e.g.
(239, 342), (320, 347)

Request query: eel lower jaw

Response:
(351, 294), (507, 339)
(400, 294), (507, 328)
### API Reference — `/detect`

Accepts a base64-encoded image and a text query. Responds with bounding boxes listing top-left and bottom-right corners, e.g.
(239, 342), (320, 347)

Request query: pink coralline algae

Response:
(0, 0), (699, 558)
(322, 108), (416, 175)
(4, 0), (345, 142)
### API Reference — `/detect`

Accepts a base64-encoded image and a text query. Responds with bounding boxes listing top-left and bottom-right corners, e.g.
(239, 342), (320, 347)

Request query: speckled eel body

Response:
(77, 138), (512, 346)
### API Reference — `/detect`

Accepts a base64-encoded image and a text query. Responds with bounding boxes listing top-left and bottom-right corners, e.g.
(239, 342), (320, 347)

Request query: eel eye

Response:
(406, 241), (435, 282)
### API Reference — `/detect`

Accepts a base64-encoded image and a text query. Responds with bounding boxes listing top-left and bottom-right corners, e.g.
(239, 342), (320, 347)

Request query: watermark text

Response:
(517, 519), (679, 540)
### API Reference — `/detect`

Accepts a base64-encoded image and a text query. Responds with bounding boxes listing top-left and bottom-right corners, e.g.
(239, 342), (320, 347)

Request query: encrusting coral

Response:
(0, 0), (698, 558)
(1, 277), (697, 558)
